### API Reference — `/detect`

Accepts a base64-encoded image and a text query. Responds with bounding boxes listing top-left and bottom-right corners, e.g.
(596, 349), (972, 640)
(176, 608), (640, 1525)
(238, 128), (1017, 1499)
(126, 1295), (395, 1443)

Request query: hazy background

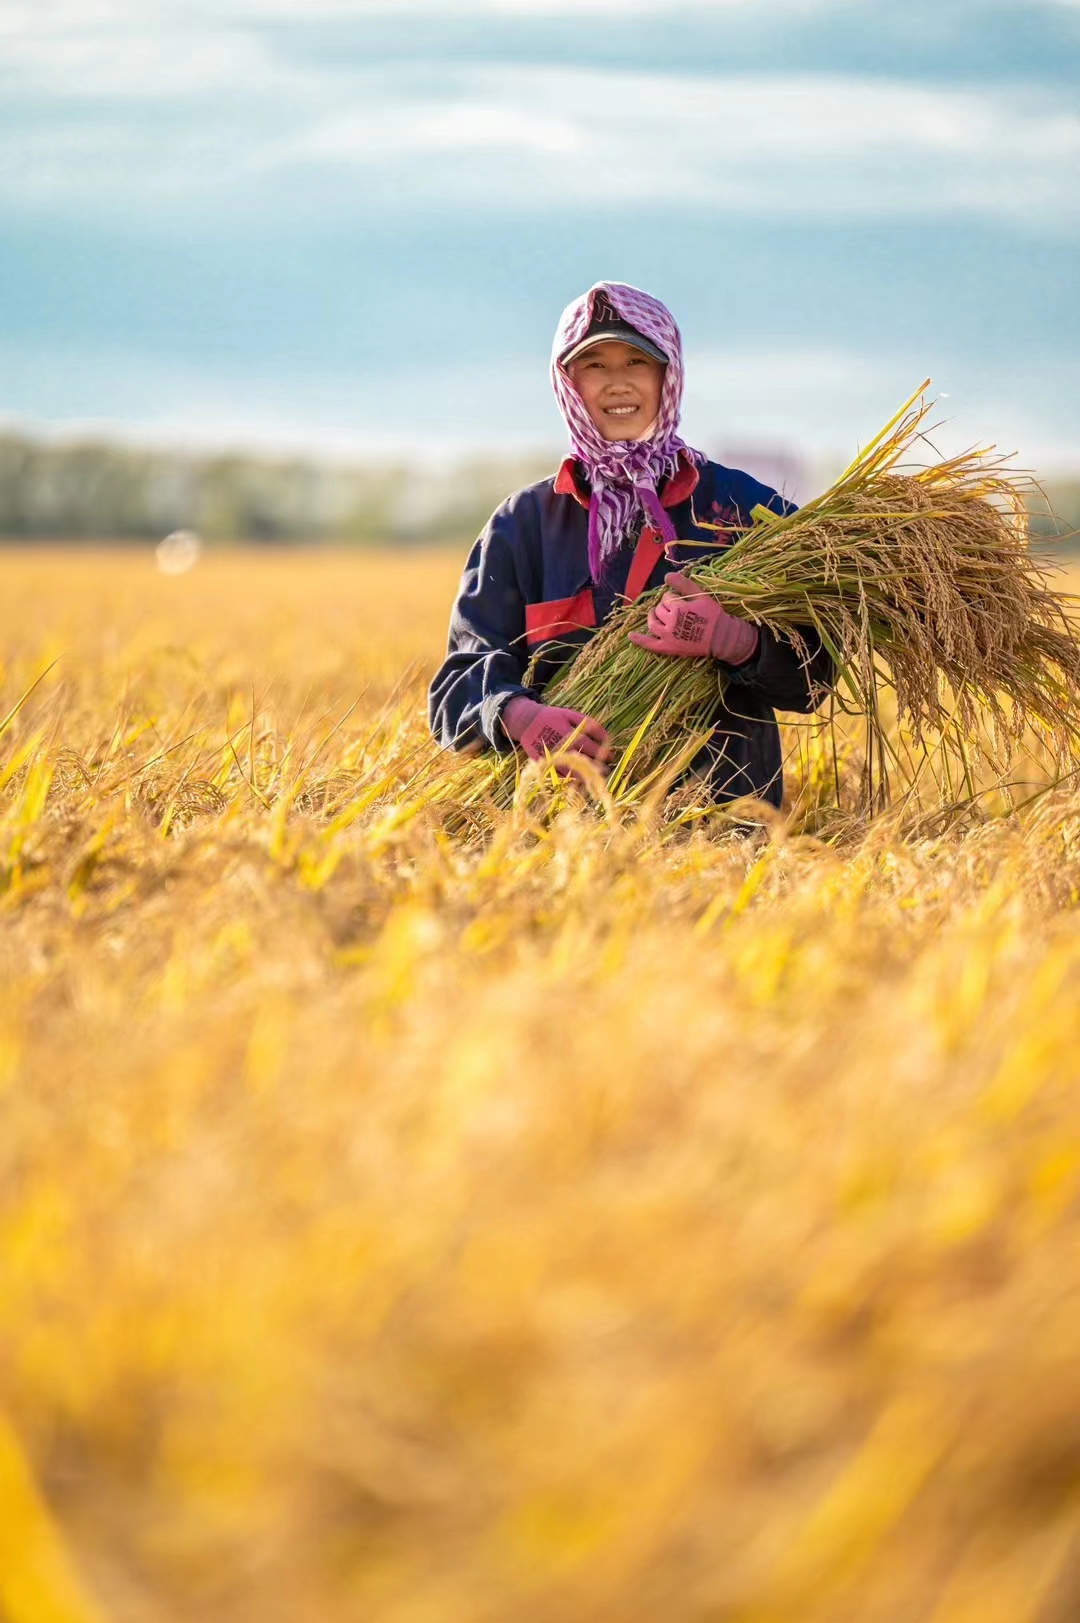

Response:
(2, 0), (1078, 539)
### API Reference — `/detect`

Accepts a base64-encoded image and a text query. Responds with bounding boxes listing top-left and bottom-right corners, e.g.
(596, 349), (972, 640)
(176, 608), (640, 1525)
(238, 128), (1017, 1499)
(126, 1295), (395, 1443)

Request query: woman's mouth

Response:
(604, 404), (640, 419)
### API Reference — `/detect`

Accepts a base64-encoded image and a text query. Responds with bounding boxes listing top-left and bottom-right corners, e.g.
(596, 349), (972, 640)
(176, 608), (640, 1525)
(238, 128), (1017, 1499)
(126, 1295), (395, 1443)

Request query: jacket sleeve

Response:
(722, 623), (834, 714)
(427, 504), (536, 754)
(712, 477), (834, 714)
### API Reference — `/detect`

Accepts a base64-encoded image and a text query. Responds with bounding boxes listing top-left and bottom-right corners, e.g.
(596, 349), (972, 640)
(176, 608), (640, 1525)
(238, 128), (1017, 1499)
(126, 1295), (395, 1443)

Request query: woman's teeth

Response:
(605, 405), (638, 416)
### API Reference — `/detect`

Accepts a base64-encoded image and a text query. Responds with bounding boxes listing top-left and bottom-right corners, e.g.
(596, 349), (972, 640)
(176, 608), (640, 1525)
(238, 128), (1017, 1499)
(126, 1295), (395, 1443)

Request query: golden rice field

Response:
(5, 545), (1080, 1623)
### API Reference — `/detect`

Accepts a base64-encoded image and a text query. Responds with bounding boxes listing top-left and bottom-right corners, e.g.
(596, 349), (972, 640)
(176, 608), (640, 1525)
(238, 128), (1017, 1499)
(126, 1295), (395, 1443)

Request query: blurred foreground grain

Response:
(3, 548), (1080, 1623)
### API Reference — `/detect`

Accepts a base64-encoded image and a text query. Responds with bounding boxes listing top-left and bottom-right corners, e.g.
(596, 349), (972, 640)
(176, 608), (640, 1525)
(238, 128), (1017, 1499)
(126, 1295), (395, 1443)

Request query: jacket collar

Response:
(554, 451), (700, 511)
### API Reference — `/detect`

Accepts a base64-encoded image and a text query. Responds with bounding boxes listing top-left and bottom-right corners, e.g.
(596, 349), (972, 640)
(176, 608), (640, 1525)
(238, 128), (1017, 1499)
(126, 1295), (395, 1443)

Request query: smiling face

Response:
(566, 340), (666, 443)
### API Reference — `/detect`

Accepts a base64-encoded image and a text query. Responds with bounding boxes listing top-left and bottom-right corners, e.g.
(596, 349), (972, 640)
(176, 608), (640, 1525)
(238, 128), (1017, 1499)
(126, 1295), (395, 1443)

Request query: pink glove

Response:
(627, 571), (759, 666)
(501, 695), (613, 768)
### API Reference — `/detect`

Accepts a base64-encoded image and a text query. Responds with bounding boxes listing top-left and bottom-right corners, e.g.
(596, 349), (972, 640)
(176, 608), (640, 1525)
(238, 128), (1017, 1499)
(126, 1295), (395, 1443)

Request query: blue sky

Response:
(1, 0), (1079, 476)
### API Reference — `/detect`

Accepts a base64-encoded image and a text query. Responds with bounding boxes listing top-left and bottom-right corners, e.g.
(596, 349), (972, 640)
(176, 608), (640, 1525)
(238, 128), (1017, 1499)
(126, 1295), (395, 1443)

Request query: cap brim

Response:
(560, 330), (668, 368)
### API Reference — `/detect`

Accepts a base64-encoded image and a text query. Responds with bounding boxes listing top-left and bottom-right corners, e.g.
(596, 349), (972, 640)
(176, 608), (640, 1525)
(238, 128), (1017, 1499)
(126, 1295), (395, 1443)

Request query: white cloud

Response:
(292, 103), (580, 162)
(219, 0), (846, 12)
(0, 11), (298, 98)
(211, 0), (687, 11)
(253, 67), (1080, 226)
(0, 0), (770, 27)
(0, 11), (1077, 229)
(250, 0), (773, 11)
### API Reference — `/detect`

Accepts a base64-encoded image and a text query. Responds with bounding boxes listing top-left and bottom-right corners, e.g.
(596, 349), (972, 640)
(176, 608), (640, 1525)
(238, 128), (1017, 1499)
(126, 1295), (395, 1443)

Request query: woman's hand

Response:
(501, 696), (613, 772)
(628, 571), (759, 665)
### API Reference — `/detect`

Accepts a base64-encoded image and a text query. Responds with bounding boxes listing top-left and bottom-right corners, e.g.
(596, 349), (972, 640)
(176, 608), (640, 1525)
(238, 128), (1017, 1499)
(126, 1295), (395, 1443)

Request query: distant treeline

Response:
(0, 431), (1076, 546)
(0, 433), (553, 544)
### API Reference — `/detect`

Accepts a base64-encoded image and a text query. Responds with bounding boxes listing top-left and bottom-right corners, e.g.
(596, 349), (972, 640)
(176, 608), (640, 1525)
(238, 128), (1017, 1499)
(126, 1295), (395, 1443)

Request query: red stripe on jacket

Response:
(524, 529), (669, 648)
(524, 588), (598, 647)
(528, 457), (699, 648)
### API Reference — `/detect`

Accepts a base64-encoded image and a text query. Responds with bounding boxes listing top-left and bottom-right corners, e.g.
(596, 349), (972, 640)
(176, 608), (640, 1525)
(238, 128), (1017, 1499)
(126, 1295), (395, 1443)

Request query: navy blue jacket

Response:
(428, 454), (833, 807)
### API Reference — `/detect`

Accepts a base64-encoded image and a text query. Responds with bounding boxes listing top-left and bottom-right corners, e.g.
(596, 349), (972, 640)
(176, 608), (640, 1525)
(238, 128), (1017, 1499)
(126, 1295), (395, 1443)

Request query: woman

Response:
(428, 281), (832, 806)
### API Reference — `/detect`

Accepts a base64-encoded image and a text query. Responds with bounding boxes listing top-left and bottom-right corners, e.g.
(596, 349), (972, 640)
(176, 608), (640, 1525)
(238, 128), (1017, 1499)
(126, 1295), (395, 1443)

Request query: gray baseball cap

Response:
(559, 294), (669, 368)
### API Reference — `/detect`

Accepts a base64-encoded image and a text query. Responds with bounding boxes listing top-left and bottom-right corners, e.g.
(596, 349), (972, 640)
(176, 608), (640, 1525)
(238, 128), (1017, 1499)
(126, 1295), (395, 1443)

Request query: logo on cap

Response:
(590, 291), (621, 328)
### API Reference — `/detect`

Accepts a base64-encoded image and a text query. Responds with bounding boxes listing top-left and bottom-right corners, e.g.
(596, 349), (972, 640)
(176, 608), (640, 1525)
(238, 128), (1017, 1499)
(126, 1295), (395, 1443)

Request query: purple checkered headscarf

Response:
(551, 281), (704, 582)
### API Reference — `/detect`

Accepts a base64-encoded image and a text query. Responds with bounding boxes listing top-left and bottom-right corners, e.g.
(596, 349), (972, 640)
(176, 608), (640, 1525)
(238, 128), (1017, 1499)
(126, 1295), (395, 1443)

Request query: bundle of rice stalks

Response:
(536, 384), (1080, 814)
